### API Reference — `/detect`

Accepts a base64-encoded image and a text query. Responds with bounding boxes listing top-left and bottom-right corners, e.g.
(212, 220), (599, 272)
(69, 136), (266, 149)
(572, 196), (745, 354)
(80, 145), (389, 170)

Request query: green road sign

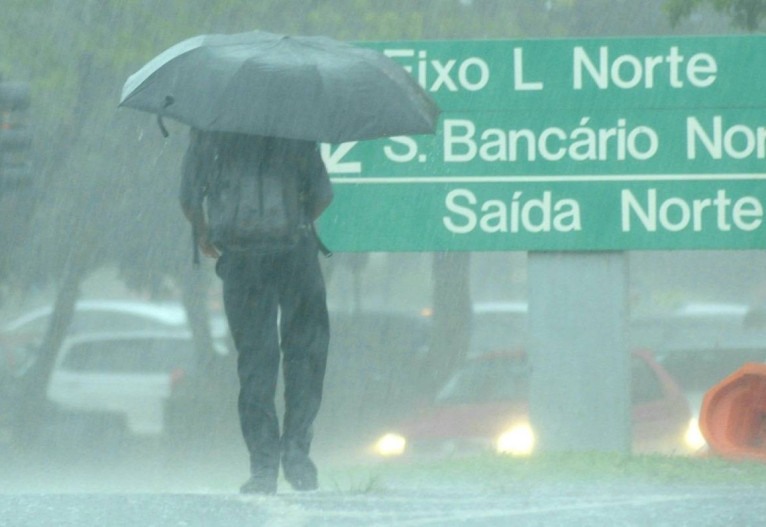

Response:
(319, 35), (766, 252)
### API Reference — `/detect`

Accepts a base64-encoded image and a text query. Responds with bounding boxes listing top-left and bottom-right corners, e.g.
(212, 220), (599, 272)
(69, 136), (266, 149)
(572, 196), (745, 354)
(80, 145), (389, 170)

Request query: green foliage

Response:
(665, 0), (766, 31)
(367, 452), (766, 487)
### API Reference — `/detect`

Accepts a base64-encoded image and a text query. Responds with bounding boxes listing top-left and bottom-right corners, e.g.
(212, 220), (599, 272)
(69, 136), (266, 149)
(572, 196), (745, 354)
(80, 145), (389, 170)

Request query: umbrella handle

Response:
(157, 95), (174, 137)
(157, 115), (169, 138)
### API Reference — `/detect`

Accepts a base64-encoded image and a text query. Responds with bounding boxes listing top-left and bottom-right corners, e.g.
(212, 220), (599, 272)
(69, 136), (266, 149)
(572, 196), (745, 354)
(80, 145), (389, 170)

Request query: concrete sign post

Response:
(320, 36), (766, 454)
(527, 252), (630, 453)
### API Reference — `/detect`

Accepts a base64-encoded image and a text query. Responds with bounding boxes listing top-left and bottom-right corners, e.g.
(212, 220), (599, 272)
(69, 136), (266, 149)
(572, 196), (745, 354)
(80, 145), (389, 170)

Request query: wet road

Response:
(1, 437), (765, 526)
(1, 483), (764, 526)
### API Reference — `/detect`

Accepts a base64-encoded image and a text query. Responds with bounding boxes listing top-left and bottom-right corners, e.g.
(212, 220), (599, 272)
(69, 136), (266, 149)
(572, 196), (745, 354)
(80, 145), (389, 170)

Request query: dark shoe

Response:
(239, 475), (277, 495)
(282, 456), (318, 491)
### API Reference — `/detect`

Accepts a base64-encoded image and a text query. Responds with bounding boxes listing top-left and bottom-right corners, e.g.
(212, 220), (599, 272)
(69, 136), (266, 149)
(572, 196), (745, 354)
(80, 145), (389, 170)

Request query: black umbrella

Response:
(119, 30), (441, 143)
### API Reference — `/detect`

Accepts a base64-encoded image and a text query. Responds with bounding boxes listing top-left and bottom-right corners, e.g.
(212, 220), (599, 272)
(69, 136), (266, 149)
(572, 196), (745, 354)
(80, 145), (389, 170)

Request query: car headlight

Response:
(684, 417), (707, 452)
(373, 433), (407, 457)
(496, 423), (535, 456)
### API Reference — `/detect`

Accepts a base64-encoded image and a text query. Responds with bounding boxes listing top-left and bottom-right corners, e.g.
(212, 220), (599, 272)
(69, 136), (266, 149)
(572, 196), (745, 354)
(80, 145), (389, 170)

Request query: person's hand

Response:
(198, 231), (220, 259)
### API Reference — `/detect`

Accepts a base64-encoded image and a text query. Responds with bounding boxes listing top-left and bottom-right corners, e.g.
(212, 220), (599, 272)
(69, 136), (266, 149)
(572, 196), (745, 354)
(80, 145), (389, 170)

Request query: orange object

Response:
(700, 362), (766, 462)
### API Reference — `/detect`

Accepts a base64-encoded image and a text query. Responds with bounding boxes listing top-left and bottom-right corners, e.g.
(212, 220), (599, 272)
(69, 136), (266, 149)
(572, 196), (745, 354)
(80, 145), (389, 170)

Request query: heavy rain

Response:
(2, 1), (766, 525)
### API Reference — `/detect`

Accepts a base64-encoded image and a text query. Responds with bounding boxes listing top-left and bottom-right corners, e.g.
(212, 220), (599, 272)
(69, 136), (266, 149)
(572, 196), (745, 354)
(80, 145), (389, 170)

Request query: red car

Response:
(372, 350), (693, 458)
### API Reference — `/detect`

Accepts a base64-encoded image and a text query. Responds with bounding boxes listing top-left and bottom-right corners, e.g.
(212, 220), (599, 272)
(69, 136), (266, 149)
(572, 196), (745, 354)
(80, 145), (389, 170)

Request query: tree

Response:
(665, 0), (766, 30)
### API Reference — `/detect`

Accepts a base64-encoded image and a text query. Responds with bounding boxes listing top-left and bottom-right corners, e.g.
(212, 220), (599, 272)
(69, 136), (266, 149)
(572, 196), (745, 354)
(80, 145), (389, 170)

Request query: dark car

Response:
(320, 309), (432, 442)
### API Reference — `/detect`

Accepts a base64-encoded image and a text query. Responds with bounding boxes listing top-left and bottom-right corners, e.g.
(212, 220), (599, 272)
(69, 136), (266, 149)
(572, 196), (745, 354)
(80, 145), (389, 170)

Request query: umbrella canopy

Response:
(119, 31), (441, 143)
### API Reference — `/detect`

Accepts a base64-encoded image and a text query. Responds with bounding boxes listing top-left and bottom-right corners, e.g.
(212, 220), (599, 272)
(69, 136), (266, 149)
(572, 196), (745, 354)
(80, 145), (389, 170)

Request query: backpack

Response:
(205, 134), (308, 252)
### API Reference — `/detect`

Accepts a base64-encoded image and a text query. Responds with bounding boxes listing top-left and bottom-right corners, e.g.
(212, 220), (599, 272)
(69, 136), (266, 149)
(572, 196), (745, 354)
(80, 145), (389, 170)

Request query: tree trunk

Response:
(422, 252), (472, 398)
(15, 255), (88, 444)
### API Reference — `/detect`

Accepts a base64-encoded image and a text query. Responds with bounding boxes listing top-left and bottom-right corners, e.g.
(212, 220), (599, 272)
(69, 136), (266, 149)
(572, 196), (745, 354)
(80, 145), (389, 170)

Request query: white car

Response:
(46, 330), (221, 436)
(0, 299), (230, 376)
(1, 299), (229, 337)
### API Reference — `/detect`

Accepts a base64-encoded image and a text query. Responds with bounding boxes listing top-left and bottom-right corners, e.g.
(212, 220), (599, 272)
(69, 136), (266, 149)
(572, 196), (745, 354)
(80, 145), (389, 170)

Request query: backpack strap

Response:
(309, 221), (332, 258)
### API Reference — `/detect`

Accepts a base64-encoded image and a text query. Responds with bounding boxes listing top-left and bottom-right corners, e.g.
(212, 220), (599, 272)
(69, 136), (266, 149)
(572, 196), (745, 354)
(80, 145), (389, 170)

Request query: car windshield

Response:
(469, 312), (527, 355)
(436, 356), (529, 404)
(61, 337), (195, 374)
(658, 347), (766, 391)
(69, 311), (185, 333)
(437, 355), (666, 406)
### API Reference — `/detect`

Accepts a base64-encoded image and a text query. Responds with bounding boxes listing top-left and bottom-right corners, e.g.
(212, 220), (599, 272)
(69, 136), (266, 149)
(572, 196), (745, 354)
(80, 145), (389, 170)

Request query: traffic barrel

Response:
(700, 362), (766, 462)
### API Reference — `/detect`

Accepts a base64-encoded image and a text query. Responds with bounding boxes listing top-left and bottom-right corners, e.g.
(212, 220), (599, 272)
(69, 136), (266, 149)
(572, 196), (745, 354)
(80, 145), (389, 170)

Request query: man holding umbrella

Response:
(181, 130), (333, 494)
(120, 30), (440, 494)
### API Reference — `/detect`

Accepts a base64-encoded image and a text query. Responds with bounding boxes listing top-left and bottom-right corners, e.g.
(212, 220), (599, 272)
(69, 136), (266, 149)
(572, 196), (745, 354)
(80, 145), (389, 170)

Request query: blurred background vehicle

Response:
(0, 299), (230, 378)
(371, 349), (692, 459)
(320, 301), (527, 446)
(0, 300), (235, 450)
(654, 328), (766, 453)
(366, 299), (700, 460)
(12, 329), (237, 452)
(46, 330), (211, 436)
(626, 301), (766, 453)
(317, 308), (433, 450)
(468, 301), (528, 356)
(627, 302), (750, 352)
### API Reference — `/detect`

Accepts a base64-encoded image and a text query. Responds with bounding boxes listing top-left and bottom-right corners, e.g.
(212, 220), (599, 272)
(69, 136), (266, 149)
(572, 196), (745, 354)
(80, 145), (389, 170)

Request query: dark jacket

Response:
(179, 130), (333, 250)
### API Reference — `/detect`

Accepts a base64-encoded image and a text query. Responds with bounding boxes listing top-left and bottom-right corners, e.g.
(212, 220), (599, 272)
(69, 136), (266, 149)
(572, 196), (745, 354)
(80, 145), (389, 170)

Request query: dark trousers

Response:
(216, 236), (330, 477)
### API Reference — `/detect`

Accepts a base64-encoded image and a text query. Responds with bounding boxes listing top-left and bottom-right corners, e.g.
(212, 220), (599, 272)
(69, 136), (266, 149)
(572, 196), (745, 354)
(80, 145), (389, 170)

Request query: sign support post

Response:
(527, 251), (630, 452)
